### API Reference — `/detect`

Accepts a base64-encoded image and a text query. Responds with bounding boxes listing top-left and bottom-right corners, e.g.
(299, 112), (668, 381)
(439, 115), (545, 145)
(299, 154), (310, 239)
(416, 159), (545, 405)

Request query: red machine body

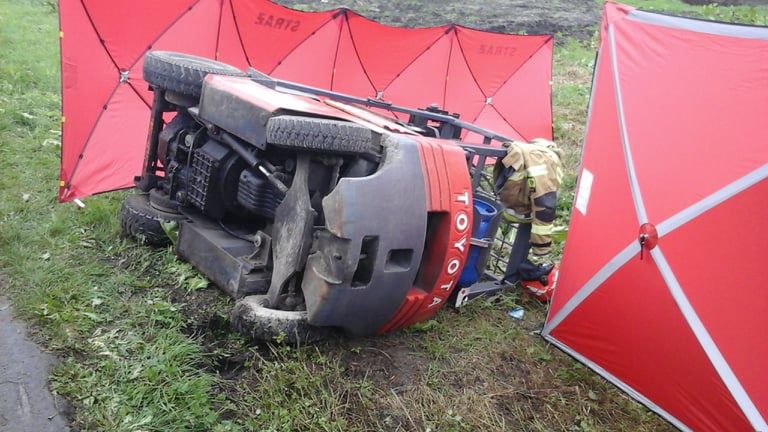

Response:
(378, 136), (473, 333)
(188, 75), (476, 335)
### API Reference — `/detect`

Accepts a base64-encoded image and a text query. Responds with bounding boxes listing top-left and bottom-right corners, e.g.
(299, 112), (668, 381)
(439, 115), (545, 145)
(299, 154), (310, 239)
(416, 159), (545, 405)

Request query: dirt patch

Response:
(164, 281), (428, 388)
(167, 285), (230, 334)
(339, 335), (425, 392)
(166, 285), (250, 374)
(282, 0), (601, 39)
(160, 284), (672, 430)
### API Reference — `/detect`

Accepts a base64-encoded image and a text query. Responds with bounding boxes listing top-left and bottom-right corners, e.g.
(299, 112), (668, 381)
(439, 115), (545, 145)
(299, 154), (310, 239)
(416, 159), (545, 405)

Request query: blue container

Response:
(458, 198), (499, 287)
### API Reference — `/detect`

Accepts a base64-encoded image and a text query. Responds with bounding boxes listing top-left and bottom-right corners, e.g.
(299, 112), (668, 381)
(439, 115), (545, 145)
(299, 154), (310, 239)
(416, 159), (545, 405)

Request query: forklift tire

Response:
(142, 51), (246, 98)
(231, 295), (329, 345)
(120, 194), (185, 247)
(265, 116), (380, 155)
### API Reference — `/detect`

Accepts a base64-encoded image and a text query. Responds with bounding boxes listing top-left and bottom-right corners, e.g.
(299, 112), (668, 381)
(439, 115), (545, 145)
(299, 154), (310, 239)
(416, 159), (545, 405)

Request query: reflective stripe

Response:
(509, 171), (526, 181)
(658, 164), (768, 237)
(628, 10), (768, 41)
(652, 248), (768, 432)
(527, 164), (548, 177)
(543, 241), (640, 335)
(531, 224), (552, 235)
(504, 208), (531, 220)
(609, 25), (648, 225)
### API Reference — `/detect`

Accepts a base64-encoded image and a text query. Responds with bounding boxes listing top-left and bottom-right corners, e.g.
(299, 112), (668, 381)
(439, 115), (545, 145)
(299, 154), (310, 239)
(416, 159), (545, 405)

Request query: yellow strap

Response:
(531, 224), (553, 235)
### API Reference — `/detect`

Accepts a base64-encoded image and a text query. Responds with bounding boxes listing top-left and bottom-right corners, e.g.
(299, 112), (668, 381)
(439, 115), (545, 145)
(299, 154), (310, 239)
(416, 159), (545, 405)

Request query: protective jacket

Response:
(493, 139), (563, 256)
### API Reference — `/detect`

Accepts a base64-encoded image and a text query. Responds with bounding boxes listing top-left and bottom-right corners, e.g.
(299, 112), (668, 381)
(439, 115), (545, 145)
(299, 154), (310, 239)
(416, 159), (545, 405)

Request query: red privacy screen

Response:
(544, 3), (768, 432)
(58, 0), (553, 201)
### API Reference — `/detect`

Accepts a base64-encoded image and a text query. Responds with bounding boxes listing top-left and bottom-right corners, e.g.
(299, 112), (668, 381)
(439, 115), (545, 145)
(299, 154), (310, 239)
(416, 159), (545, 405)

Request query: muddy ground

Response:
(283, 0), (768, 39)
(283, 0), (602, 39)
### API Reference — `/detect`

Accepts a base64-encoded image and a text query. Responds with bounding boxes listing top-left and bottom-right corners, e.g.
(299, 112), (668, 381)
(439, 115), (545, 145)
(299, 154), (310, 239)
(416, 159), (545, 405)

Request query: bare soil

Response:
(282, 0), (602, 39)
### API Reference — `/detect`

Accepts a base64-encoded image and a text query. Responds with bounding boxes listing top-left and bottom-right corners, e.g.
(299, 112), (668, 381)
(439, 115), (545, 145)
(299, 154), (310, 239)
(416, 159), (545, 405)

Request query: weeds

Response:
(0, 2), (228, 430)
(2, 0), (765, 431)
(627, 0), (768, 25)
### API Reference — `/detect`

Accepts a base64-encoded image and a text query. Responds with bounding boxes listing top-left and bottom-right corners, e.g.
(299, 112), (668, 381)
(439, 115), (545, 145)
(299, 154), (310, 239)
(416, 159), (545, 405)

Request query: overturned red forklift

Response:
(123, 51), (550, 342)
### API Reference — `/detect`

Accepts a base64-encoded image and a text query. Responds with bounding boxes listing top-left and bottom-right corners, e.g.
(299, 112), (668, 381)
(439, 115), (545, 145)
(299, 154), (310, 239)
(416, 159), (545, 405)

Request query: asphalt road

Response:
(0, 297), (70, 432)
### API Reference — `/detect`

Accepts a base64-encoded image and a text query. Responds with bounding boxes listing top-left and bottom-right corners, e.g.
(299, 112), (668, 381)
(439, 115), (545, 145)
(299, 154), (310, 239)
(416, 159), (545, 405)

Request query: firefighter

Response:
(493, 138), (563, 261)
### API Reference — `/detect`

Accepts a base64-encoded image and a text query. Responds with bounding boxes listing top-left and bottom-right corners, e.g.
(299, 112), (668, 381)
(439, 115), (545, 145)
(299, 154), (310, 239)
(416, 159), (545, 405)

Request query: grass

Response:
(1, 0), (766, 431)
(625, 0), (768, 24)
(551, 37), (596, 243)
(0, 3), (233, 430)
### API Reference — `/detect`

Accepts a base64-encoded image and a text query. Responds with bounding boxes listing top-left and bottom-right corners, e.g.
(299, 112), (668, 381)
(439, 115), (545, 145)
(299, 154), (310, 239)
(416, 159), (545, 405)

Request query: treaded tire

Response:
(231, 295), (329, 345)
(142, 51), (246, 98)
(265, 116), (380, 155)
(120, 194), (185, 247)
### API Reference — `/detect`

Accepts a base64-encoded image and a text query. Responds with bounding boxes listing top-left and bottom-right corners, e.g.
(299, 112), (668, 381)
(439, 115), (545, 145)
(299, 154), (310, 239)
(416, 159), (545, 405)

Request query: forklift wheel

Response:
(266, 115), (380, 155)
(120, 194), (185, 247)
(142, 51), (246, 98)
(231, 295), (329, 345)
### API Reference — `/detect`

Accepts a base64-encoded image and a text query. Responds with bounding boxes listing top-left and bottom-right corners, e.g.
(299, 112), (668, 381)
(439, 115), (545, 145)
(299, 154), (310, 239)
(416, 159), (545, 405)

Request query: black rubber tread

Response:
(231, 295), (329, 345)
(265, 116), (380, 155)
(120, 194), (185, 247)
(142, 51), (246, 98)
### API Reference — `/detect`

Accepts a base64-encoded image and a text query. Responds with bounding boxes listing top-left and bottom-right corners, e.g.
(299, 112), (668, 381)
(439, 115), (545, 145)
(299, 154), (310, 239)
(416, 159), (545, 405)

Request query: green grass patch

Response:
(624, 0), (768, 25)
(0, 2), (235, 431)
(4, 0), (766, 430)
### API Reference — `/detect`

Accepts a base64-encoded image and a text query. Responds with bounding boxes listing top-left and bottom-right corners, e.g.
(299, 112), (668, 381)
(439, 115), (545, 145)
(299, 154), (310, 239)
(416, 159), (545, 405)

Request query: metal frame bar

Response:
(135, 89), (169, 192)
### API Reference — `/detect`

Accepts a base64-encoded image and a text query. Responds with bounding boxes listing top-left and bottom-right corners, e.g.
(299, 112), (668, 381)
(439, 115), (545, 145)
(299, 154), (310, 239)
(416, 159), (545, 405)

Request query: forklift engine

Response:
(125, 51), (513, 343)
